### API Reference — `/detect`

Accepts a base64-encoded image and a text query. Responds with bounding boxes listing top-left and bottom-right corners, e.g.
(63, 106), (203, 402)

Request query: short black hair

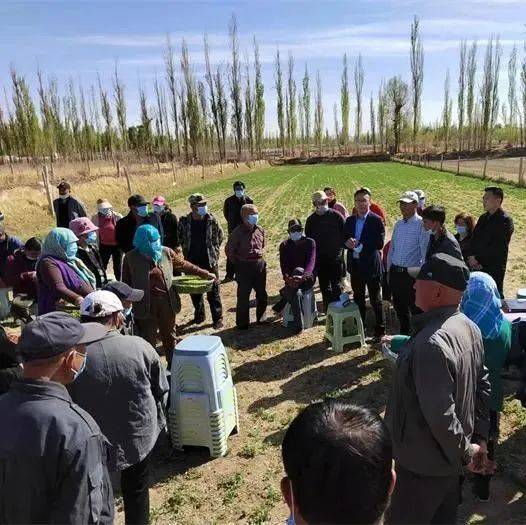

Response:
(422, 205), (446, 225)
(233, 181), (245, 190)
(282, 400), (392, 524)
(25, 237), (42, 252)
(354, 188), (371, 198)
(484, 186), (504, 201)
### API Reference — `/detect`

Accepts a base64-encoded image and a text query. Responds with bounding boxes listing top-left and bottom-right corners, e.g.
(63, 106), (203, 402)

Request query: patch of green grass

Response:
(218, 472), (244, 505)
(502, 397), (526, 430)
(256, 408), (277, 422)
(238, 440), (265, 458)
(248, 485), (282, 525)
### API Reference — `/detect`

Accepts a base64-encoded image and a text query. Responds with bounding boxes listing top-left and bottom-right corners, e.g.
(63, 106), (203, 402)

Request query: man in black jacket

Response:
(223, 181), (254, 281)
(115, 194), (163, 253)
(53, 181), (87, 228)
(468, 187), (514, 297)
(305, 190), (345, 311)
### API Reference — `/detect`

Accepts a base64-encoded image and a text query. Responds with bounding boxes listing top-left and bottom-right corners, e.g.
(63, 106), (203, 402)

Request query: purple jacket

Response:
(279, 237), (317, 278)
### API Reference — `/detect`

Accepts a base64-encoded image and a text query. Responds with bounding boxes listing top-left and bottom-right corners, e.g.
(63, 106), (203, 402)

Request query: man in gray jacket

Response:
(70, 290), (169, 525)
(385, 253), (491, 524)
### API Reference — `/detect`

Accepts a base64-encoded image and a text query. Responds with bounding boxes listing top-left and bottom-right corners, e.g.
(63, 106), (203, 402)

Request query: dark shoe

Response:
(192, 315), (206, 325)
(272, 298), (287, 313)
(213, 319), (224, 330)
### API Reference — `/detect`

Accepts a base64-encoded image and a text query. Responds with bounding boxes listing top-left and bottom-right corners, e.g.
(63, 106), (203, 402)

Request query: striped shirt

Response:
(387, 214), (430, 268)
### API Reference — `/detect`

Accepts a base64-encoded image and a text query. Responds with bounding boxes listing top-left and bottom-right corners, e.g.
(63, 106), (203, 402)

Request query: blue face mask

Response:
(456, 225), (467, 235)
(72, 352), (87, 380)
(235, 189), (245, 198)
(65, 242), (78, 260)
(86, 232), (97, 245)
(153, 204), (164, 214)
(289, 231), (303, 242)
(247, 214), (259, 226)
(136, 205), (149, 218)
(123, 306), (133, 317)
(151, 239), (163, 263)
(197, 205), (208, 216)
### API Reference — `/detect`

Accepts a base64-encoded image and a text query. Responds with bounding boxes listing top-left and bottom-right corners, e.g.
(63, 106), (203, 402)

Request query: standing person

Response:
(0, 216), (24, 319)
(305, 190), (345, 311)
(454, 212), (475, 264)
(92, 199), (123, 280)
(387, 191), (430, 335)
(351, 187), (387, 224)
(274, 219), (317, 334)
(4, 237), (41, 321)
(460, 272), (511, 502)
(225, 204), (268, 330)
(468, 186), (514, 297)
(103, 280), (144, 336)
(53, 180), (87, 228)
(36, 228), (96, 315)
(122, 225), (215, 367)
(152, 195), (180, 249)
(324, 186), (349, 219)
(385, 254), (491, 525)
(69, 217), (108, 288)
(281, 400), (395, 525)
(421, 205), (463, 261)
(344, 188), (385, 341)
(0, 311), (113, 524)
(178, 194), (224, 329)
(116, 194), (163, 254)
(71, 291), (169, 525)
(414, 189), (426, 215)
(223, 181), (254, 282)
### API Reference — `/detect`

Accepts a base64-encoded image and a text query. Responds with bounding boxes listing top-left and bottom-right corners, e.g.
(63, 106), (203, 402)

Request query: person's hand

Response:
(345, 238), (357, 249)
(381, 335), (393, 346)
(75, 296), (84, 307)
(6, 333), (19, 344)
(207, 272), (219, 283)
(467, 441), (488, 474)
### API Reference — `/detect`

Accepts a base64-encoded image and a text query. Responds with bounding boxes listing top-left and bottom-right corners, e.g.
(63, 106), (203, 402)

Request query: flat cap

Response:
(417, 253), (470, 291)
(188, 193), (207, 205)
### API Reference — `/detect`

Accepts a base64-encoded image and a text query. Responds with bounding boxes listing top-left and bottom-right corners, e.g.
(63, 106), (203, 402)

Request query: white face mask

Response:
(289, 231), (303, 242)
(235, 189), (245, 198)
(59, 193), (70, 200)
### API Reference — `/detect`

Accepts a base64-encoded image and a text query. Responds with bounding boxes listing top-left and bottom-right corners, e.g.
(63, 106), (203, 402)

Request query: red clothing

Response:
(352, 201), (387, 224)
(97, 214), (118, 246)
(225, 224), (265, 263)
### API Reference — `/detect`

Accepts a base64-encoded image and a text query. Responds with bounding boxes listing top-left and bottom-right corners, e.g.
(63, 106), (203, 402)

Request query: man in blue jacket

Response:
(344, 188), (385, 342)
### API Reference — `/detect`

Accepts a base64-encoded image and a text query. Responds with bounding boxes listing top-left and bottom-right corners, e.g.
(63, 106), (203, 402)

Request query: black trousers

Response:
(226, 258), (236, 279)
(235, 260), (267, 328)
(190, 265), (223, 323)
(350, 263), (385, 336)
(121, 452), (151, 525)
(389, 464), (460, 525)
(473, 409), (500, 499)
(317, 257), (343, 310)
(99, 243), (123, 281)
(280, 277), (315, 330)
(390, 268), (419, 335)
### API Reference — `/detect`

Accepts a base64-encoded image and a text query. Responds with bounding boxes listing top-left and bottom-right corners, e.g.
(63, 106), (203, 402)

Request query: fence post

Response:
(519, 157), (524, 186)
(483, 156), (488, 179)
(41, 165), (55, 217)
(171, 161), (177, 185)
(410, 154), (413, 165)
(440, 154), (444, 171)
(201, 164), (205, 180)
(456, 154), (460, 175)
(116, 160), (120, 177)
(123, 167), (132, 195)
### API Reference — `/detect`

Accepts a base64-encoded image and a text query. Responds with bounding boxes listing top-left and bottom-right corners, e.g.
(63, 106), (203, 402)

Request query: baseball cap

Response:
(312, 190), (328, 203)
(358, 186), (372, 196)
(80, 291), (124, 318)
(398, 191), (419, 204)
(188, 193), (207, 205)
(152, 195), (166, 206)
(288, 219), (303, 232)
(17, 311), (107, 362)
(103, 281), (144, 302)
(97, 200), (112, 210)
(417, 253), (470, 291)
(57, 181), (71, 191)
(69, 217), (98, 237)
(128, 194), (149, 207)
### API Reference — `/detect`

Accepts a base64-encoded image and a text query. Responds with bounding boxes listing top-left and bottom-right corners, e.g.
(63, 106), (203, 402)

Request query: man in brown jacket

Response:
(385, 253), (491, 524)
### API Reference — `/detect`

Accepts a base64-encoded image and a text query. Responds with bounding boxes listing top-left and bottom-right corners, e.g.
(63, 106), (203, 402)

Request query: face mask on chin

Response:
(316, 204), (329, 215)
(59, 193), (70, 201)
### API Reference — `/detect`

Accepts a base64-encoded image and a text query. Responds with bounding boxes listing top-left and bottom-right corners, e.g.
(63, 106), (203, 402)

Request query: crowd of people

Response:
(0, 175), (520, 524)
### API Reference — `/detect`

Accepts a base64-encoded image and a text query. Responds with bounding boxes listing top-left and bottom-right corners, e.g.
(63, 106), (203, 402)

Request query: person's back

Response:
(281, 400), (394, 525)
(305, 208), (343, 260)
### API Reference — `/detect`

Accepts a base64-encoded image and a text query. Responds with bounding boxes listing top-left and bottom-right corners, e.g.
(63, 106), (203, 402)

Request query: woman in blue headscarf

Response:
(122, 224), (215, 367)
(36, 227), (96, 314)
(460, 271), (511, 501)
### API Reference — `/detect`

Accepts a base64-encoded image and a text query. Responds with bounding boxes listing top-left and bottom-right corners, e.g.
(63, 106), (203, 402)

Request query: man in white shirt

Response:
(387, 191), (430, 334)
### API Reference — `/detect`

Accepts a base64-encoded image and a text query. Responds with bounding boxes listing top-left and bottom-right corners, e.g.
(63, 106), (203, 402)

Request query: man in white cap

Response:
(387, 191), (430, 334)
(92, 199), (123, 280)
(69, 290), (169, 525)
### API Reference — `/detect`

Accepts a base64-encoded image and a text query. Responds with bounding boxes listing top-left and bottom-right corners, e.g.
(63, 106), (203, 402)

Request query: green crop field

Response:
(137, 162), (526, 525)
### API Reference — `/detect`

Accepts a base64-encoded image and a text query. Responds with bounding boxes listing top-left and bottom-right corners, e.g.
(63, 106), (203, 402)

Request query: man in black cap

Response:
(115, 194), (163, 253)
(53, 180), (87, 228)
(0, 311), (114, 524)
(223, 181), (254, 282)
(385, 253), (491, 524)
(103, 280), (144, 335)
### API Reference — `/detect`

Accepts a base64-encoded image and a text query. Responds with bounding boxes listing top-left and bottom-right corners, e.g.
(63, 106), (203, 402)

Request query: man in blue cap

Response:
(0, 311), (114, 524)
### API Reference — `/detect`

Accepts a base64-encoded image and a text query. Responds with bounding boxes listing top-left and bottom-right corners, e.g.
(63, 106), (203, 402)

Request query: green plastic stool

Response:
(325, 301), (365, 352)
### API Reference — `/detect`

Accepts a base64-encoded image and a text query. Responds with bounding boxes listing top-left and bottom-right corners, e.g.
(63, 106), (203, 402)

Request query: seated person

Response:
(4, 237), (41, 321)
(281, 399), (395, 525)
(69, 217), (107, 288)
(103, 280), (144, 336)
(273, 219), (316, 333)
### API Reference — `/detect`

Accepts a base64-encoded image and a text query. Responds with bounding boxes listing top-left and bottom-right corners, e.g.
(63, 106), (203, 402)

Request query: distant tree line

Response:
(1, 15), (526, 170)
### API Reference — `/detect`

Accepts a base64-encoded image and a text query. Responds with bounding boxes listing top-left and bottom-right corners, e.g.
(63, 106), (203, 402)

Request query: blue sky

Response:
(1, 0), (526, 134)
